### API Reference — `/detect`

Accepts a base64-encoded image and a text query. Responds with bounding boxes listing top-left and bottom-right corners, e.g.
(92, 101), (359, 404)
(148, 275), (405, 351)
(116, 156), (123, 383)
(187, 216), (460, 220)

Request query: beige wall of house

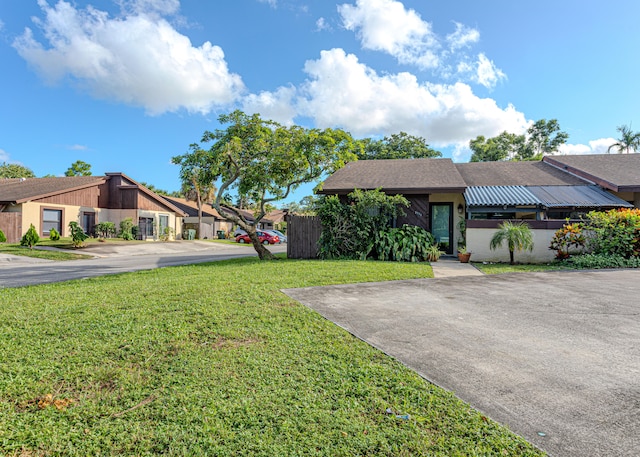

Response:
(19, 202), (179, 240)
(428, 193), (467, 249)
(467, 227), (557, 263)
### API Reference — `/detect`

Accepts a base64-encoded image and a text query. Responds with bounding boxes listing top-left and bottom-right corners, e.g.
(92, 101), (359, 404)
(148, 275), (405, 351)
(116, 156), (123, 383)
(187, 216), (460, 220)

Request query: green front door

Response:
(430, 203), (453, 254)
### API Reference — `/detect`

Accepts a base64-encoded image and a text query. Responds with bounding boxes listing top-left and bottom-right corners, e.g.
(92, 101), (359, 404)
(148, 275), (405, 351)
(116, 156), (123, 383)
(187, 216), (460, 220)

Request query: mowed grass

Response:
(0, 258), (544, 456)
(0, 244), (92, 261)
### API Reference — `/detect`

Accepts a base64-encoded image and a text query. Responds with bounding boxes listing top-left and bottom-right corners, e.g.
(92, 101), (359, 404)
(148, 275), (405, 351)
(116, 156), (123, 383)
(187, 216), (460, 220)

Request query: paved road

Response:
(284, 270), (640, 457)
(0, 241), (286, 288)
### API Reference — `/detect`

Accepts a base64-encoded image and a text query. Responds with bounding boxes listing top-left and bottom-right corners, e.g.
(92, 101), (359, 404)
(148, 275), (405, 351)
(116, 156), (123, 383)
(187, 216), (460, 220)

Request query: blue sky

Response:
(1, 0), (638, 205)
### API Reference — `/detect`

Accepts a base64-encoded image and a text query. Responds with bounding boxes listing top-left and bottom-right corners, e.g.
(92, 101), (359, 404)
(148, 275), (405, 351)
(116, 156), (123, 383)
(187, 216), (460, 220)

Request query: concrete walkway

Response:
(430, 257), (484, 278)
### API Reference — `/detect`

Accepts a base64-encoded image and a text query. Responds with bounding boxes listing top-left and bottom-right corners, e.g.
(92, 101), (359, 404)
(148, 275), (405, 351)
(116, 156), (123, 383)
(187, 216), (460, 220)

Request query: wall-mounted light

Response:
(457, 203), (464, 215)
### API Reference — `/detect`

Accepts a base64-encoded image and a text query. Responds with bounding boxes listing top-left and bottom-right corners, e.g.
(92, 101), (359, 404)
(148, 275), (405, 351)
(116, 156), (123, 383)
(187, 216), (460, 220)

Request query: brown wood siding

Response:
(287, 215), (322, 259)
(33, 186), (100, 207)
(397, 195), (429, 230)
(0, 212), (21, 243)
(137, 192), (171, 212)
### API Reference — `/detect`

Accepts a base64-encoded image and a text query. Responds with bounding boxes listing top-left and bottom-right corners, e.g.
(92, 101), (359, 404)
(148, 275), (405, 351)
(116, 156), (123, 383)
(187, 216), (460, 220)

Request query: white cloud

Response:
(338, 0), (439, 69)
(257, 0), (277, 8)
(559, 138), (616, 155)
(241, 86), (298, 126)
(316, 17), (331, 32)
(446, 22), (479, 50)
(122, 0), (181, 16)
(68, 144), (89, 151)
(13, 0), (245, 115)
(475, 53), (506, 89)
(297, 48), (528, 146)
(0, 149), (9, 162)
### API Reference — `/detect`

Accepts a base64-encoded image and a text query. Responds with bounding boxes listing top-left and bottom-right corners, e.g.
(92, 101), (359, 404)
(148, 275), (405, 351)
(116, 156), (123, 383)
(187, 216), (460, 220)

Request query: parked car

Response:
(264, 229), (287, 243)
(235, 230), (280, 245)
(233, 228), (247, 237)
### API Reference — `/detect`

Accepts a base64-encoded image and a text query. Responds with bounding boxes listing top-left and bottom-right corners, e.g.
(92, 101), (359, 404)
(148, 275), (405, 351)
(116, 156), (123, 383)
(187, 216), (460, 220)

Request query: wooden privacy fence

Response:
(286, 215), (322, 259)
(0, 212), (21, 243)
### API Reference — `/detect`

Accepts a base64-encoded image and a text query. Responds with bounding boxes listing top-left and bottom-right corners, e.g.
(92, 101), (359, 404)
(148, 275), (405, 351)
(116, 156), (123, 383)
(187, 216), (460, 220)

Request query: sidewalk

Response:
(430, 257), (484, 278)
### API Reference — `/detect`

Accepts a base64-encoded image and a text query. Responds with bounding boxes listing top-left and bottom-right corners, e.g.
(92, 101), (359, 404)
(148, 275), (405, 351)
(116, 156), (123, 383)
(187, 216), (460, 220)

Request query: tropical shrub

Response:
(489, 221), (534, 265)
(95, 221), (117, 239)
(562, 253), (640, 269)
(374, 225), (436, 262)
(119, 218), (135, 240)
(49, 228), (61, 241)
(20, 224), (39, 249)
(159, 226), (175, 241)
(549, 222), (585, 259)
(0, 229), (6, 243)
(317, 189), (409, 260)
(583, 208), (640, 258)
(69, 221), (88, 247)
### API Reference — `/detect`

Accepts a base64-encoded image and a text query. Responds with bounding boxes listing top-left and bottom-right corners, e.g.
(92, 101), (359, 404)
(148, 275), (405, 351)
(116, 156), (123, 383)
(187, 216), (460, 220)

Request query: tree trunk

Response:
(248, 231), (275, 260)
(509, 250), (515, 265)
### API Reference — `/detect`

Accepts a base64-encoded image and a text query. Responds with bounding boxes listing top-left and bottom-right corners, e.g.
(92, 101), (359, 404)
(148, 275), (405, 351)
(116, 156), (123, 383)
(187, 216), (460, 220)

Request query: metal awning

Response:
(464, 185), (633, 209)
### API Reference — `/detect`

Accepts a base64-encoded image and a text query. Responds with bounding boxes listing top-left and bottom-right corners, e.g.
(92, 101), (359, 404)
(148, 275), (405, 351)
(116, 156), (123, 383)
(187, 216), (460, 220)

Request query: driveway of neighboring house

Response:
(0, 241), (286, 288)
(283, 269), (640, 457)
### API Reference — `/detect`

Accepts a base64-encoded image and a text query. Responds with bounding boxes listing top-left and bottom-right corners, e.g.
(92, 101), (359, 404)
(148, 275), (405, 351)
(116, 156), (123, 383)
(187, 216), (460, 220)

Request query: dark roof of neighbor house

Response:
(319, 158), (467, 194)
(163, 196), (223, 219)
(0, 173), (187, 216)
(0, 175), (106, 203)
(465, 185), (633, 209)
(455, 161), (591, 187)
(543, 154), (640, 192)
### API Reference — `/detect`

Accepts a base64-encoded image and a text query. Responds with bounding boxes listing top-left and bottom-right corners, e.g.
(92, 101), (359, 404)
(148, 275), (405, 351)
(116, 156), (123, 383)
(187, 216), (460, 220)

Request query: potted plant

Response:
(427, 244), (444, 262)
(457, 246), (472, 263)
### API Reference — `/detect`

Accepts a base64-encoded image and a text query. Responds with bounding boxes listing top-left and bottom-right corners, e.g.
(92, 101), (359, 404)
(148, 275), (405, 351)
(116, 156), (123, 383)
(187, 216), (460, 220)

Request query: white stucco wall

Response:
(467, 227), (557, 263)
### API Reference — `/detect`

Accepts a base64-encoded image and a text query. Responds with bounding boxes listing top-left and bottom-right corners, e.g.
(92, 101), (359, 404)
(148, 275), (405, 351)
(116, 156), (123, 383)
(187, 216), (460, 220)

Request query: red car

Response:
(235, 230), (280, 245)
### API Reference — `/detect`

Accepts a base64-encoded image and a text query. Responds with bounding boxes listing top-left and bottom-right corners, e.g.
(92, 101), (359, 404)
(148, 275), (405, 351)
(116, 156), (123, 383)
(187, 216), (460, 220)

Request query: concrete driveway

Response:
(284, 270), (640, 457)
(0, 241), (286, 288)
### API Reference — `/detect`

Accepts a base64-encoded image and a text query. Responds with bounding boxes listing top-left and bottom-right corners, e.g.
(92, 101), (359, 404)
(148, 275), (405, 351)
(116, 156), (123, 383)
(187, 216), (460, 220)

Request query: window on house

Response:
(42, 209), (62, 235)
(159, 215), (169, 234)
(138, 217), (154, 239)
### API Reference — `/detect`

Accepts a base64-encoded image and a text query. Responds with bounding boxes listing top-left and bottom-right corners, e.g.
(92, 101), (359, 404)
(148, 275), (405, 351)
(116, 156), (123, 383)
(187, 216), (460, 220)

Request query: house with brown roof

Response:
(163, 196), (233, 239)
(319, 155), (638, 262)
(0, 173), (186, 243)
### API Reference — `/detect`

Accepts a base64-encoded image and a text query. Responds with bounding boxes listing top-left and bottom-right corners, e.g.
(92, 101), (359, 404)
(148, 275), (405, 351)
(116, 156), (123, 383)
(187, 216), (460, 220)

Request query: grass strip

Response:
(0, 257), (544, 456)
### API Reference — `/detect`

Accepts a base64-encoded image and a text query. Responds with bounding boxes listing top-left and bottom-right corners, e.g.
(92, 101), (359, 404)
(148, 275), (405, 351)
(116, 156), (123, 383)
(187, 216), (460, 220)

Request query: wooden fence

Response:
(0, 212), (21, 243)
(286, 215), (322, 259)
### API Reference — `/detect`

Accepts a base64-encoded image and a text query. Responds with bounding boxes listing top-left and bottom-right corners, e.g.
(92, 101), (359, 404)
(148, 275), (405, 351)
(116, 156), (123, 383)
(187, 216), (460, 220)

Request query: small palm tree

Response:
(489, 221), (534, 265)
(608, 124), (640, 154)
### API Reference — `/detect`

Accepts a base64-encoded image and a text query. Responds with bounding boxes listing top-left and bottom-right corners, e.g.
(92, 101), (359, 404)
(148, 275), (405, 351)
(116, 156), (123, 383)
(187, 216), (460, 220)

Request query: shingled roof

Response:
(455, 161), (590, 187)
(163, 196), (224, 219)
(319, 158), (467, 194)
(0, 176), (106, 203)
(543, 154), (640, 192)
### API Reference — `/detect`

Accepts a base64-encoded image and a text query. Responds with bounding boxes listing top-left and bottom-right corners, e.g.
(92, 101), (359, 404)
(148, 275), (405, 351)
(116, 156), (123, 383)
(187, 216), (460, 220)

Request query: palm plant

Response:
(608, 124), (640, 154)
(489, 221), (534, 265)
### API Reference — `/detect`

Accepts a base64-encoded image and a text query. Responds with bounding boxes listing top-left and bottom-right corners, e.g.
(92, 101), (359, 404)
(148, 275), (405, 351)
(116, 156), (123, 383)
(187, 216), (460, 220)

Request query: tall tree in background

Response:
(468, 119), (568, 162)
(65, 160), (92, 176)
(174, 110), (357, 259)
(172, 148), (217, 240)
(0, 162), (35, 178)
(608, 124), (640, 154)
(521, 119), (568, 160)
(357, 132), (441, 160)
(470, 132), (525, 162)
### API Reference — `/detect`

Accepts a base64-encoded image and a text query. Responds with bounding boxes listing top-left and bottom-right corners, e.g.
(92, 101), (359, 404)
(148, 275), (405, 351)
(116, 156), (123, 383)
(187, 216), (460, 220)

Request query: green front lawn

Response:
(0, 243), (92, 261)
(0, 258), (544, 456)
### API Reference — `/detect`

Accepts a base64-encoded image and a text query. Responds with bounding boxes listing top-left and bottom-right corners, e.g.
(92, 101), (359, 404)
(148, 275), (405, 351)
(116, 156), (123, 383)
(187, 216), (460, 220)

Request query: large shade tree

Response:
(357, 132), (441, 160)
(0, 162), (35, 178)
(173, 110), (358, 259)
(608, 124), (640, 154)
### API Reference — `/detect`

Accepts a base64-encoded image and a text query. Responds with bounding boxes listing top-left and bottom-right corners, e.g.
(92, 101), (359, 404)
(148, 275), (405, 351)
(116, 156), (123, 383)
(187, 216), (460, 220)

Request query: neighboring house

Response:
(219, 206), (275, 231)
(319, 155), (637, 262)
(0, 173), (186, 243)
(163, 196), (233, 239)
